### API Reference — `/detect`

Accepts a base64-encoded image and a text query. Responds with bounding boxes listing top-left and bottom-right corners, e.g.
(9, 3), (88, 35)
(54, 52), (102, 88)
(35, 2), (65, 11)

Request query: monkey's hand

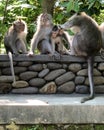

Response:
(28, 51), (34, 57)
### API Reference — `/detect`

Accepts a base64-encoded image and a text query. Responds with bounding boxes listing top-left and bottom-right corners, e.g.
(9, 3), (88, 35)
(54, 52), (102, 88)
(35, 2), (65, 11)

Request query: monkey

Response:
(29, 13), (54, 56)
(4, 19), (27, 55)
(4, 19), (28, 86)
(99, 23), (104, 58)
(60, 12), (102, 103)
(99, 22), (104, 48)
(50, 25), (70, 55)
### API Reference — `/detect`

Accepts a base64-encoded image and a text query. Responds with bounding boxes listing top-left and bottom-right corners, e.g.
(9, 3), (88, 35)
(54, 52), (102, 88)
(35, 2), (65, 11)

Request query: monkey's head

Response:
(60, 12), (87, 30)
(52, 25), (63, 38)
(37, 13), (53, 27)
(13, 19), (26, 33)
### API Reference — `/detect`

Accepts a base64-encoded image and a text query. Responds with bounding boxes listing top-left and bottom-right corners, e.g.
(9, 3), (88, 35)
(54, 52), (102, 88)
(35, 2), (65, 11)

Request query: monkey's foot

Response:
(81, 95), (94, 103)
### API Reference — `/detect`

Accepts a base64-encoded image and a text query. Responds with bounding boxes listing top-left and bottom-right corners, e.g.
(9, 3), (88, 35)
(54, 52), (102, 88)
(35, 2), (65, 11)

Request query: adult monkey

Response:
(60, 12), (102, 103)
(29, 13), (54, 56)
(4, 19), (28, 87)
(99, 23), (104, 58)
(99, 22), (104, 48)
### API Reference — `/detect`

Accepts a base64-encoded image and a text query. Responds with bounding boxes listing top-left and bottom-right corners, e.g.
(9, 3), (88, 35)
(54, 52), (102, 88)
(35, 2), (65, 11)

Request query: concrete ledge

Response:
(0, 54), (103, 63)
(0, 94), (104, 124)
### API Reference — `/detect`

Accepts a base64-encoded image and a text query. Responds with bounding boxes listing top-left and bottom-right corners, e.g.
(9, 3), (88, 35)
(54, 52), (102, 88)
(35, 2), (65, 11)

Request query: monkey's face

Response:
(40, 13), (52, 27)
(60, 12), (84, 30)
(13, 19), (25, 33)
(52, 31), (59, 38)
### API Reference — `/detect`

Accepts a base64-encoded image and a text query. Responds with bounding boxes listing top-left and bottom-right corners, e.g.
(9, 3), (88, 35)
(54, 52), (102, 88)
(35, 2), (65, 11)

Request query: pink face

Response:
(13, 19), (25, 33)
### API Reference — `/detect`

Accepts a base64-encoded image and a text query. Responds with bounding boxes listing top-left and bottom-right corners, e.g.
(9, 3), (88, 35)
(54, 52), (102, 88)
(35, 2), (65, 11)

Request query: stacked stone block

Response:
(0, 54), (104, 94)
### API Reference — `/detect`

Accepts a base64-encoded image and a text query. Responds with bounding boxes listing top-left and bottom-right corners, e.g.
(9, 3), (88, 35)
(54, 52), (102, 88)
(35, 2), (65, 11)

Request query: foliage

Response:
(54, 0), (104, 23)
(0, 0), (104, 53)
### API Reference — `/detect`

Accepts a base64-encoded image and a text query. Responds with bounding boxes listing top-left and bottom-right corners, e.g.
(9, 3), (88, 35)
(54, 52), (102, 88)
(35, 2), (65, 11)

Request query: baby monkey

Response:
(51, 25), (70, 55)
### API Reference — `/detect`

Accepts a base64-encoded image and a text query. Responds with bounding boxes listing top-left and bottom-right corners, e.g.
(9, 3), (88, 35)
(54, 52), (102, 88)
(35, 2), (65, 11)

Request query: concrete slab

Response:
(0, 94), (104, 124)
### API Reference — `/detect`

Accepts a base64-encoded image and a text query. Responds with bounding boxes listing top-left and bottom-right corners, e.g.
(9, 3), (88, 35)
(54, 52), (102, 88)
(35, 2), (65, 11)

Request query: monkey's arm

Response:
(62, 31), (73, 48)
(51, 38), (55, 55)
(29, 32), (42, 55)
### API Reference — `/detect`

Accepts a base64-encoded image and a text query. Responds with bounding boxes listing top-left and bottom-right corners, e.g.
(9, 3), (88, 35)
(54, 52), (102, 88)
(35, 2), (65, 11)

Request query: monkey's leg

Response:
(29, 33), (40, 56)
(17, 39), (27, 54)
(81, 56), (94, 103)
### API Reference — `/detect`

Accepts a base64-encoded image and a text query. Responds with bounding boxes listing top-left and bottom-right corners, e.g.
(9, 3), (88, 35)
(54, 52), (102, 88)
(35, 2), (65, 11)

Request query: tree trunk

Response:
(41, 0), (56, 16)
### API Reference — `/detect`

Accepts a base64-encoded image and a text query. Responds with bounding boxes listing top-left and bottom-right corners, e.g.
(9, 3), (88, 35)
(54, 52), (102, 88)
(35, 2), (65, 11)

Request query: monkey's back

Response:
(72, 14), (102, 57)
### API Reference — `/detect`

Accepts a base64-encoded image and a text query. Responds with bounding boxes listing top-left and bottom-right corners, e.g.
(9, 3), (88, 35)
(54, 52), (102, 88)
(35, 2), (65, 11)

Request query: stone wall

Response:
(0, 54), (104, 94)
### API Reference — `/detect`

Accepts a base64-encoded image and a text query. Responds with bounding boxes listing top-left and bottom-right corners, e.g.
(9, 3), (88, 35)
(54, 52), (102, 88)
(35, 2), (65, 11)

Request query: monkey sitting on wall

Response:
(60, 12), (102, 103)
(51, 25), (70, 55)
(99, 22), (104, 48)
(4, 19), (27, 55)
(29, 13), (54, 56)
(99, 23), (104, 58)
(4, 19), (28, 87)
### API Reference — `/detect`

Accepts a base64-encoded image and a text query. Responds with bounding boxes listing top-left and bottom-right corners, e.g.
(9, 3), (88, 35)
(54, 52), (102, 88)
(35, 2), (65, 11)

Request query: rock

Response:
(14, 67), (27, 74)
(45, 69), (66, 81)
(11, 87), (38, 94)
(43, 64), (47, 69)
(0, 69), (1, 76)
(38, 69), (49, 78)
(95, 85), (104, 93)
(82, 63), (97, 69)
(75, 76), (85, 85)
(98, 63), (104, 71)
(39, 82), (57, 94)
(68, 63), (81, 73)
(20, 71), (38, 81)
(85, 76), (104, 85)
(55, 72), (75, 86)
(0, 76), (19, 83)
(0, 83), (12, 93)
(29, 78), (46, 87)
(29, 64), (43, 71)
(0, 61), (16, 67)
(77, 69), (101, 76)
(58, 81), (75, 93)
(75, 85), (89, 94)
(47, 63), (62, 70)
(2, 67), (27, 75)
(62, 64), (68, 69)
(12, 81), (29, 88)
(18, 61), (33, 66)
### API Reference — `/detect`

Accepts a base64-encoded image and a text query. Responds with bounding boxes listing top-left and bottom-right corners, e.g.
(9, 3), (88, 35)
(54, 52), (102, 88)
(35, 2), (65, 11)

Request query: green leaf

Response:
(67, 0), (74, 12)
(88, 2), (95, 9)
(74, 1), (79, 12)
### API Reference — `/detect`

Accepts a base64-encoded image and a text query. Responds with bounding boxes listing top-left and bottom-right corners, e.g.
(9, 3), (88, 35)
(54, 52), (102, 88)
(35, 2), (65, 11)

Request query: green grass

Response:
(17, 124), (104, 130)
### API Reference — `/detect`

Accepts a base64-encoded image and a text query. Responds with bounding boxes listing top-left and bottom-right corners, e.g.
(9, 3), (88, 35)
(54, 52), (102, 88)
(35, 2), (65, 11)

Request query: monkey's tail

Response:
(8, 52), (16, 83)
(81, 56), (94, 103)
